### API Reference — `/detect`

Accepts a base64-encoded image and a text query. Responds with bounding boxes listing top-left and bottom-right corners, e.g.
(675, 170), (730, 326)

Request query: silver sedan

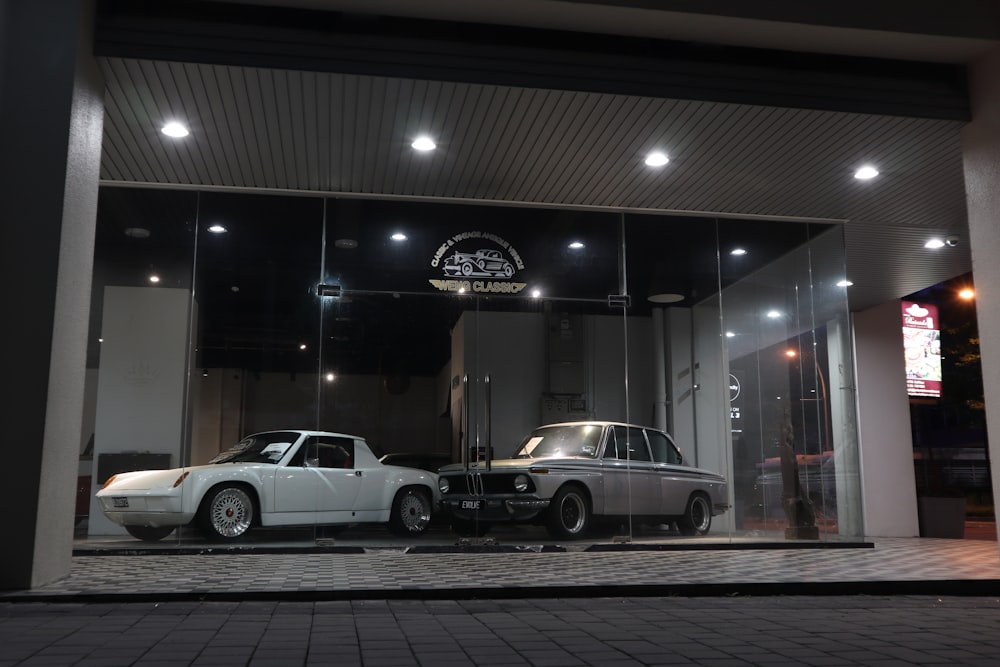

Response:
(438, 421), (729, 539)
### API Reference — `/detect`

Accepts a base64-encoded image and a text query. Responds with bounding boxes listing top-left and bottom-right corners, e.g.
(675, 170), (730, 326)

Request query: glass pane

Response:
(83, 187), (198, 545)
(718, 220), (860, 540)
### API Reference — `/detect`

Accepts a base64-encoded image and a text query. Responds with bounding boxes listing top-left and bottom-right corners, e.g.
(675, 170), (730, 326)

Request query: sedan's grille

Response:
(441, 473), (529, 495)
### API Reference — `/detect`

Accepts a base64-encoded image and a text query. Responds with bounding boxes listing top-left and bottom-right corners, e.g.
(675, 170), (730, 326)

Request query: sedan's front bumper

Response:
(441, 495), (550, 522)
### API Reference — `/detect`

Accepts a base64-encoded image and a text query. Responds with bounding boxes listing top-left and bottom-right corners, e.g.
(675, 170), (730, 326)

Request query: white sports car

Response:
(96, 430), (438, 541)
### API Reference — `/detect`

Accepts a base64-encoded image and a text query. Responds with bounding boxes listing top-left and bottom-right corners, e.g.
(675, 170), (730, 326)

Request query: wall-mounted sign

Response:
(901, 300), (942, 398)
(728, 372), (742, 432)
(428, 231), (527, 294)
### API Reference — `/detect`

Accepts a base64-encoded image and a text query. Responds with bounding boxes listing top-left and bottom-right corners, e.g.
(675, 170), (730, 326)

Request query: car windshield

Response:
(512, 424), (603, 459)
(209, 432), (299, 464)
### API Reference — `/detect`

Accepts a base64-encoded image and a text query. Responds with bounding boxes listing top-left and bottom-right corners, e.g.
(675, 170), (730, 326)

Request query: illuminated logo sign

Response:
(428, 232), (527, 294)
(901, 300), (942, 398)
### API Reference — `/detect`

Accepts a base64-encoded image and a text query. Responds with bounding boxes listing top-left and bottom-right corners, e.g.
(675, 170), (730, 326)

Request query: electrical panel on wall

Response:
(540, 396), (590, 425)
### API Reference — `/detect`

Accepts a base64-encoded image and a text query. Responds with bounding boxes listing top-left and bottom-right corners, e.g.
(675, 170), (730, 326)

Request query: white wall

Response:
(962, 44), (1000, 554)
(852, 300), (919, 537)
(89, 286), (191, 535)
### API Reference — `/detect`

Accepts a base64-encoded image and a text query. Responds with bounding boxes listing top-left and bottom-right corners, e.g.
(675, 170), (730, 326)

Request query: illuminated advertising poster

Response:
(901, 301), (942, 398)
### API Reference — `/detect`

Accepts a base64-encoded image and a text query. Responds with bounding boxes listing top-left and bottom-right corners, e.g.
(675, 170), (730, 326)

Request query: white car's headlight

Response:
(514, 474), (529, 492)
(438, 477), (450, 493)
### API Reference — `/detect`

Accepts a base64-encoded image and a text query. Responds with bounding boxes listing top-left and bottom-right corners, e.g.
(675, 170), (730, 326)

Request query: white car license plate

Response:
(112, 497), (129, 508)
(461, 500), (481, 510)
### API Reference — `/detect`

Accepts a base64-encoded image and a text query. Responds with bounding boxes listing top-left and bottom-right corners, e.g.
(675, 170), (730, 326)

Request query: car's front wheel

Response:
(198, 485), (255, 540)
(546, 485), (590, 539)
(678, 493), (712, 536)
(125, 525), (175, 542)
(388, 487), (432, 536)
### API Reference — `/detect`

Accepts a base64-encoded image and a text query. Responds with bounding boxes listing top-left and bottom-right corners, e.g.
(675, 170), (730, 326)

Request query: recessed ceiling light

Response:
(854, 165), (879, 180)
(148, 275), (161, 284)
(532, 289), (542, 298)
(161, 121), (189, 138)
(391, 232), (407, 242)
(924, 238), (946, 249)
(766, 310), (781, 319)
(207, 224), (227, 234)
(334, 238), (358, 249)
(725, 331), (736, 338)
(647, 293), (684, 304)
(568, 241), (584, 249)
(644, 151), (669, 167)
(124, 227), (150, 238)
(412, 136), (436, 151)
(836, 279), (854, 287)
(730, 248), (747, 256)
(325, 373), (336, 382)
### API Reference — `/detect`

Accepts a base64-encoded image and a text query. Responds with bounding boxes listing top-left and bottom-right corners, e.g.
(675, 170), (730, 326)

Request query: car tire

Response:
(461, 262), (474, 276)
(546, 485), (590, 539)
(124, 525), (175, 542)
(678, 493), (712, 536)
(198, 485), (255, 540)
(388, 487), (432, 536)
(450, 518), (491, 537)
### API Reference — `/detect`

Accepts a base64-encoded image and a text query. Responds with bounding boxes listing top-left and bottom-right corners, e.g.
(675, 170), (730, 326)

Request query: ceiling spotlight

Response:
(148, 275), (161, 284)
(207, 224), (227, 234)
(532, 289), (542, 298)
(411, 136), (436, 151)
(725, 331), (736, 338)
(568, 241), (585, 249)
(391, 232), (407, 242)
(730, 248), (747, 256)
(924, 238), (946, 249)
(161, 121), (189, 138)
(959, 288), (975, 300)
(299, 343), (307, 351)
(325, 373), (336, 382)
(785, 349), (797, 358)
(647, 293), (684, 304)
(836, 279), (854, 287)
(854, 165), (879, 180)
(766, 310), (781, 319)
(644, 151), (669, 167)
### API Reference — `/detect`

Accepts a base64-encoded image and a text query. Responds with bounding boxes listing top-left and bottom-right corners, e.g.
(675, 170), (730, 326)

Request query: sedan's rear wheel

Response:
(678, 493), (712, 536)
(388, 487), (432, 536)
(125, 525), (175, 542)
(199, 485), (255, 540)
(546, 485), (590, 539)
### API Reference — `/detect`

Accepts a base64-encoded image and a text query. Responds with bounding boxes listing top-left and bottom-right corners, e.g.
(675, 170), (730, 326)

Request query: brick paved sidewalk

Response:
(2, 595), (1000, 666)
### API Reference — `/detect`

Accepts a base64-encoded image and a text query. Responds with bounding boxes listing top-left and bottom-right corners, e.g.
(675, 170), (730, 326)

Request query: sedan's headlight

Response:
(514, 474), (529, 492)
(438, 477), (450, 494)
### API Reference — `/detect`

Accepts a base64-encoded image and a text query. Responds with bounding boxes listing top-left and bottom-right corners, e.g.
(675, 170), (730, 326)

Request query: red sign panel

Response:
(901, 301), (942, 398)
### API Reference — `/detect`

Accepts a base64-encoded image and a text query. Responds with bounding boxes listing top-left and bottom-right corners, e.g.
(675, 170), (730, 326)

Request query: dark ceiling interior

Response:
(87, 1), (985, 376)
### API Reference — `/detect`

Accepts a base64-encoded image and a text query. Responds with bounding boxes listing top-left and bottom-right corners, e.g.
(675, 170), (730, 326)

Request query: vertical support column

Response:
(0, 0), (103, 589)
(962, 45), (1000, 554)
(852, 301), (919, 537)
(828, 317), (863, 537)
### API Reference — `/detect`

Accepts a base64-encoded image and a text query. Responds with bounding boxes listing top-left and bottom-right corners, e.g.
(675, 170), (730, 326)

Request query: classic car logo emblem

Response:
(429, 231), (527, 294)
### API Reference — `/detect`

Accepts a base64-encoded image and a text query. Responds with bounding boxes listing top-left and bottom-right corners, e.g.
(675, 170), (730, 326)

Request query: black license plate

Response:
(461, 500), (481, 510)
(112, 497), (129, 508)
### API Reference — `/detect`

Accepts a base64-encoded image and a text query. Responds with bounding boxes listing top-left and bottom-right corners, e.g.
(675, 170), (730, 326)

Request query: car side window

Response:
(647, 430), (681, 464)
(303, 437), (355, 469)
(608, 426), (651, 461)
